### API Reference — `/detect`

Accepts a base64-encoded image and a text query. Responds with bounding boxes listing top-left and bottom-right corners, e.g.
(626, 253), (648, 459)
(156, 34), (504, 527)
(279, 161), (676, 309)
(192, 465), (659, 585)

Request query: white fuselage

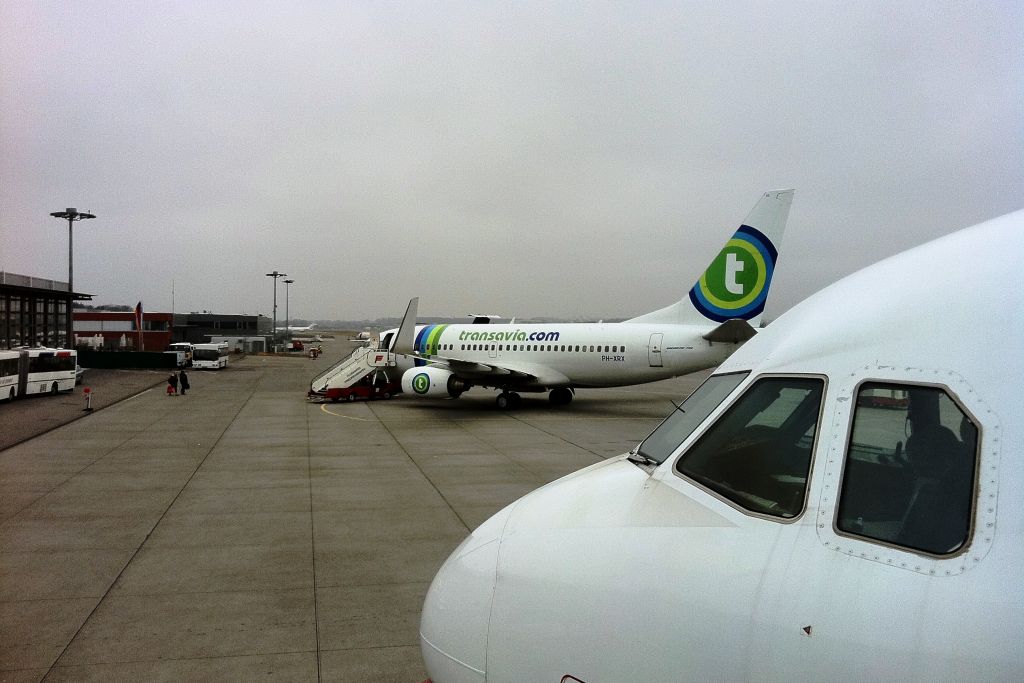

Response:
(419, 211), (1024, 681)
(391, 190), (792, 403)
(395, 322), (735, 390)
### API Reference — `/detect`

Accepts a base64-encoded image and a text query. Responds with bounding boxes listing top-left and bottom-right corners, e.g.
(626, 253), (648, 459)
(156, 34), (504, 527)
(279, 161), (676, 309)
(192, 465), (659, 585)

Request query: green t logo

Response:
(412, 373), (430, 394)
(689, 225), (776, 322)
(701, 242), (763, 306)
(725, 252), (745, 294)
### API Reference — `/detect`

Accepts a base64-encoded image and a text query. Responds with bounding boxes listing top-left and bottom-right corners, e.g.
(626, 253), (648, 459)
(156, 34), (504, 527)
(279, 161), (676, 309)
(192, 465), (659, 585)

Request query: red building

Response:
(73, 310), (173, 351)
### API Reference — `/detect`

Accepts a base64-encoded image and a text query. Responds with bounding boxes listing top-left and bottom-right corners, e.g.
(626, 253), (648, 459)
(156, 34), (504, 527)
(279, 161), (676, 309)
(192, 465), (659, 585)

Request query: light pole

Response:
(265, 271), (286, 342)
(50, 208), (95, 348)
(283, 279), (294, 335)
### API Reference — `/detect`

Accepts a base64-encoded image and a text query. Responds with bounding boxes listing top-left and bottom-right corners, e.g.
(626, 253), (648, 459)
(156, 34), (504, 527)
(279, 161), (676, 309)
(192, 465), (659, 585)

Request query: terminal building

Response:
(0, 271), (91, 349)
(72, 310), (269, 351)
(171, 312), (266, 345)
(2, 271), (271, 355)
(171, 312), (269, 353)
(73, 309), (173, 351)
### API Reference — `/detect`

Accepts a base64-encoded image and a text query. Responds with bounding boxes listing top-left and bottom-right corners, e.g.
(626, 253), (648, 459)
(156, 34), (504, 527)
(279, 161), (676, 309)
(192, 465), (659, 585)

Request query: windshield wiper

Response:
(627, 448), (659, 467)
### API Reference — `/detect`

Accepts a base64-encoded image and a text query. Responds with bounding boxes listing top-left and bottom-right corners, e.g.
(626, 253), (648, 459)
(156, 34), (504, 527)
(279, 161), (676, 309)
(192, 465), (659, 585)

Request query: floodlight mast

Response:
(50, 208), (96, 348)
(283, 279), (295, 335)
(265, 271), (287, 342)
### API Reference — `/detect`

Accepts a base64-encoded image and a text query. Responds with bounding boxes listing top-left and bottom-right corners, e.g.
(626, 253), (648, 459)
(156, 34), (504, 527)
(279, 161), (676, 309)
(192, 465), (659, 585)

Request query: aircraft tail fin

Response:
(626, 189), (793, 327)
(392, 297), (419, 355)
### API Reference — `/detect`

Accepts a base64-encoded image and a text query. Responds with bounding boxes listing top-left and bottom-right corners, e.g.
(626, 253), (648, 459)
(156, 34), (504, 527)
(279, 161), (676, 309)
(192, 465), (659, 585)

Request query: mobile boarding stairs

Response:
(307, 345), (399, 402)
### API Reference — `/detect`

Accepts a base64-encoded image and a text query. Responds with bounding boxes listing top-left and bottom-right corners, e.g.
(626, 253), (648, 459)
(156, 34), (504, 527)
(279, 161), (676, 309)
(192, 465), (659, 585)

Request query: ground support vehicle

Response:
(308, 345), (398, 402)
(164, 342), (194, 368)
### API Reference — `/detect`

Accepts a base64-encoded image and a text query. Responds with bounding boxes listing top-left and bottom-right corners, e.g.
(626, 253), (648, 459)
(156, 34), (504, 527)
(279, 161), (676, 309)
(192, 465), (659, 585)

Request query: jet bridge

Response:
(307, 344), (398, 402)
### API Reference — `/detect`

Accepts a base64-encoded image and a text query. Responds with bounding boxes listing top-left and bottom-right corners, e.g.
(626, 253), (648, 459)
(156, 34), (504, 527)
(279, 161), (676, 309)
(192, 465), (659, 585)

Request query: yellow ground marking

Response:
(319, 403), (373, 421)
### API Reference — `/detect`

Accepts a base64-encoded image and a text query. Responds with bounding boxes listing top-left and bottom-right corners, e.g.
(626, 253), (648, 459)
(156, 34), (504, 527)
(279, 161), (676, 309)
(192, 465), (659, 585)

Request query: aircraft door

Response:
(648, 333), (663, 367)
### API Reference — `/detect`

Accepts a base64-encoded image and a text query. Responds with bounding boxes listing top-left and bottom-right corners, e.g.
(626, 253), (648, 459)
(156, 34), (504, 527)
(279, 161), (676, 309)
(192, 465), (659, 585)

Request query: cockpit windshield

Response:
(637, 372), (749, 464)
(675, 376), (825, 518)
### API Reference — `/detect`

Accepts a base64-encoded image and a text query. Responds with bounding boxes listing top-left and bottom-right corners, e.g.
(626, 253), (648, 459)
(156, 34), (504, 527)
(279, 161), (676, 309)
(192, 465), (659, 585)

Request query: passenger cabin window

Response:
(837, 383), (978, 556)
(675, 376), (825, 519)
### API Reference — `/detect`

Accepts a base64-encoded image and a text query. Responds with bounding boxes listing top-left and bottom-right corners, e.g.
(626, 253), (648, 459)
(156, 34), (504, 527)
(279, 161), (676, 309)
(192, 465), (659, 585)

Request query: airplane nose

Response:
(420, 508), (513, 682)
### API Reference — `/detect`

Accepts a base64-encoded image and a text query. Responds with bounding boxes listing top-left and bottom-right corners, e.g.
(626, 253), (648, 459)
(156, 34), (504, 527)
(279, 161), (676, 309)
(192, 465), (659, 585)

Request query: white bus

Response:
(0, 350), (18, 401)
(192, 343), (229, 369)
(0, 348), (78, 401)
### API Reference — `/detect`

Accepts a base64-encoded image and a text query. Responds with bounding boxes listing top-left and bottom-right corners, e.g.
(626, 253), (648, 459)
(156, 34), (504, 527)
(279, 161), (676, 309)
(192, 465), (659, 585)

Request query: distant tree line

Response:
(75, 303), (134, 312)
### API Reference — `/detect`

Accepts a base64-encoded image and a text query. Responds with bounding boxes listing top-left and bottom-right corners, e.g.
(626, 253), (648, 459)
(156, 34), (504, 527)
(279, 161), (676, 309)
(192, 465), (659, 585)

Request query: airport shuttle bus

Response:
(192, 343), (229, 369)
(0, 348), (77, 401)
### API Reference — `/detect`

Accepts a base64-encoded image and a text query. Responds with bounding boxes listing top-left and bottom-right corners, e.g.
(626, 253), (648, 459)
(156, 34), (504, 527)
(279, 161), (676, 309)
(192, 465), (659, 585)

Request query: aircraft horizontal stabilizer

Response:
(702, 319), (757, 343)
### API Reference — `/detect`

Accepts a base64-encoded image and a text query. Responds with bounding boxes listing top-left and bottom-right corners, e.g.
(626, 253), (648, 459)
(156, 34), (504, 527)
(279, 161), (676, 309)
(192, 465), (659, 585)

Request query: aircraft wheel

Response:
(382, 392), (391, 400)
(51, 382), (59, 395)
(495, 393), (510, 410)
(509, 392), (522, 409)
(8, 388), (14, 401)
(346, 393), (356, 402)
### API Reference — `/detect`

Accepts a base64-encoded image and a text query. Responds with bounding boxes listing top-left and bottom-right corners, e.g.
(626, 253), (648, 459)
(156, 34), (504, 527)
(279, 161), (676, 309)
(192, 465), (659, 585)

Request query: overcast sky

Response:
(2, 2), (1021, 322)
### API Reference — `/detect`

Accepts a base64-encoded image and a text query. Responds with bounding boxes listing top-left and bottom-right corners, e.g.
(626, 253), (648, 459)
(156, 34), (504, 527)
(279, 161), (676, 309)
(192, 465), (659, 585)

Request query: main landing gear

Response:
(495, 388), (574, 409)
(495, 391), (522, 410)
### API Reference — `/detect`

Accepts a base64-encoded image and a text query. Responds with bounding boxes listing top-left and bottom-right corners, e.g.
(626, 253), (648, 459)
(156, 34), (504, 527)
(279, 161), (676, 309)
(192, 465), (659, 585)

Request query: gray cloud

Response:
(2, 1), (1021, 321)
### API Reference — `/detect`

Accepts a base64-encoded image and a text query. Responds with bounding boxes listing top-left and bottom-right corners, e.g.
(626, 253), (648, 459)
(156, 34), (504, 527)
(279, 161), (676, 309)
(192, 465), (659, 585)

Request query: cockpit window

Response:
(674, 377), (825, 519)
(836, 383), (978, 556)
(637, 372), (749, 464)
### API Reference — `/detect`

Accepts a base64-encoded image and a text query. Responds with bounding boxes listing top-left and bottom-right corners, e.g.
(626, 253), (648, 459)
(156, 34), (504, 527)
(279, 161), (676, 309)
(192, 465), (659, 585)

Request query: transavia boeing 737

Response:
(385, 189), (794, 408)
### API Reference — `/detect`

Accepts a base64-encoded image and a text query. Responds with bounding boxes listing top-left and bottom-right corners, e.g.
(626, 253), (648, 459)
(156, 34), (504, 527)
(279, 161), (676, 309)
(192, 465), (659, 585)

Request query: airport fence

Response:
(77, 350), (178, 370)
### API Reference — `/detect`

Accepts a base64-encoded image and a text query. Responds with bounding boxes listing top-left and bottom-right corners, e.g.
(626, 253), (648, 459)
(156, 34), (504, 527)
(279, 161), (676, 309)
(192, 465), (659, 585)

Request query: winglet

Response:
(393, 297), (419, 355)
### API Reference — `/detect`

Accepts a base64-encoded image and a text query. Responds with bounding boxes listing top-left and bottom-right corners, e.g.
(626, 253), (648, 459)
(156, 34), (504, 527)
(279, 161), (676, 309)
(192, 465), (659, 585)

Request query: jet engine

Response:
(401, 366), (470, 398)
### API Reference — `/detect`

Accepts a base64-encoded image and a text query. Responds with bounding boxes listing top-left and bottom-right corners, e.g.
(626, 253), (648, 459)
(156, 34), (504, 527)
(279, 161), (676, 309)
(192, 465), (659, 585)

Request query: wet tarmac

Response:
(0, 336), (708, 681)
